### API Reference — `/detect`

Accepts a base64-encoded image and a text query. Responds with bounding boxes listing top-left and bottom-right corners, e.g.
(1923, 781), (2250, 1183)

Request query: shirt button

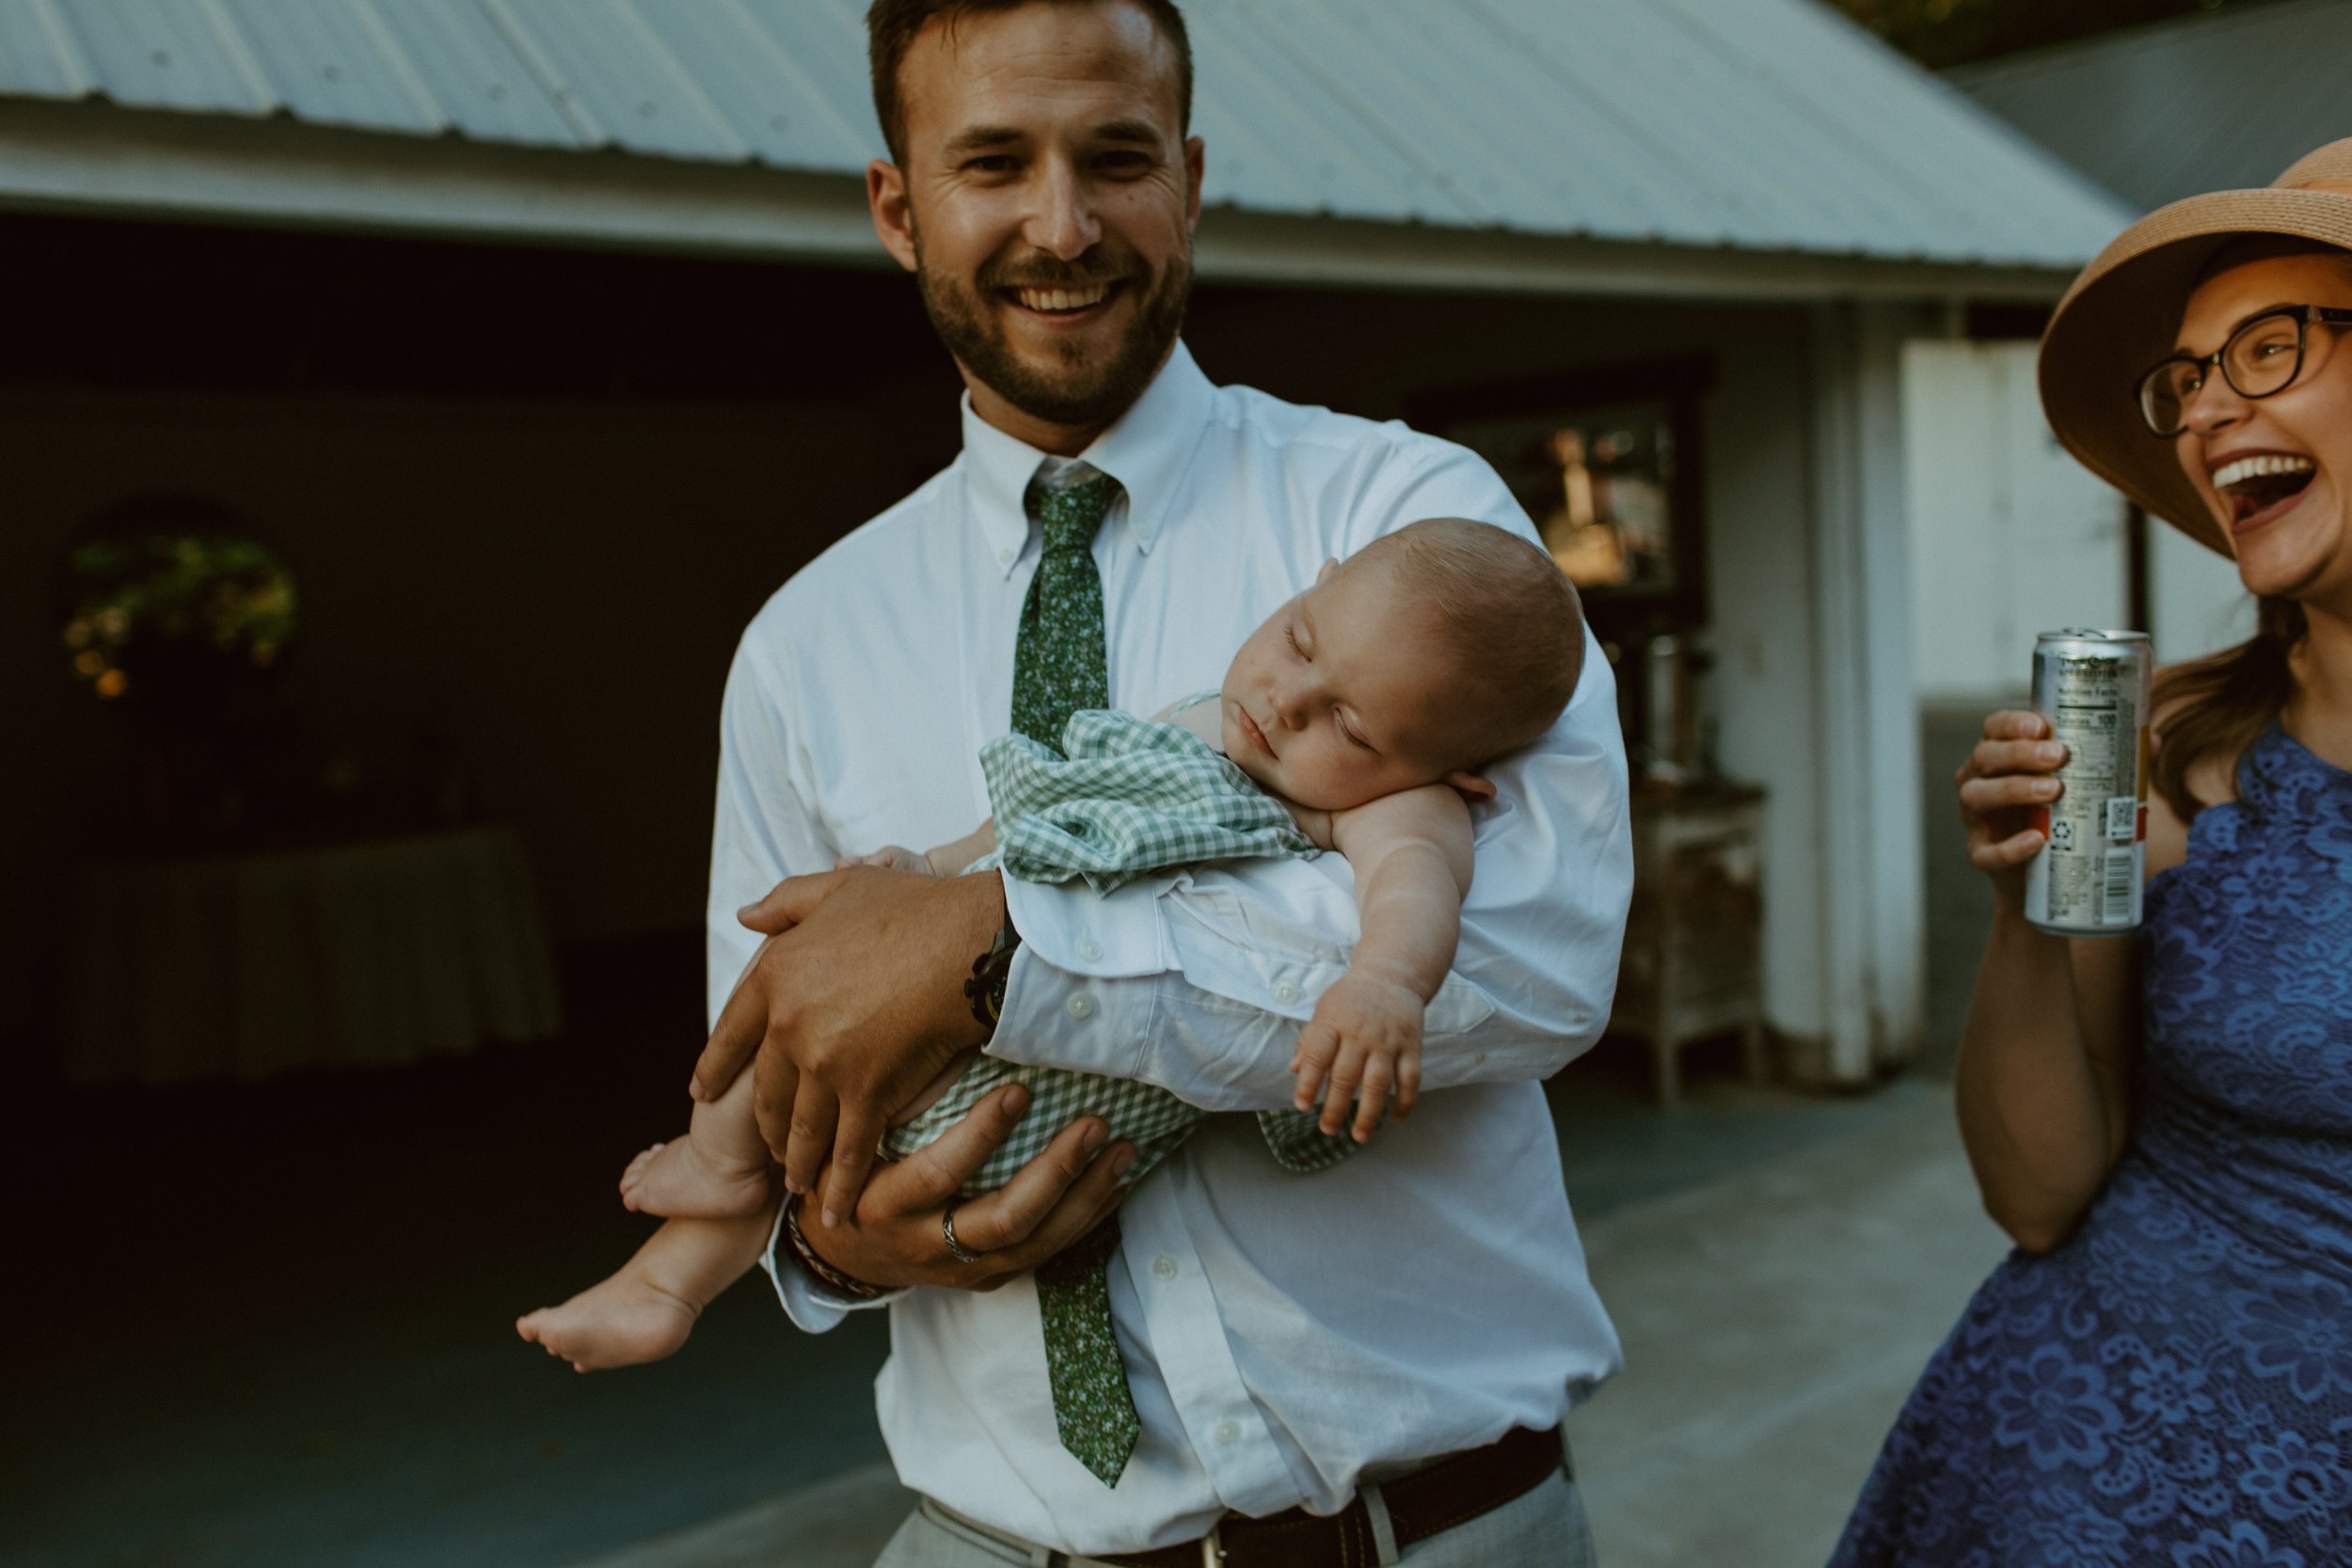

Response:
(1214, 1420), (1240, 1446)
(1077, 937), (1103, 962)
(997, 547), (1013, 565)
(1152, 1255), (1177, 1280)
(1272, 980), (1300, 1006)
(1066, 992), (1095, 1021)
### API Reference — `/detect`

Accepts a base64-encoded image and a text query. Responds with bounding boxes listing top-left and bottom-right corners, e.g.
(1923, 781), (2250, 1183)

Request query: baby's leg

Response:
(516, 1207), (773, 1372)
(621, 1064), (774, 1219)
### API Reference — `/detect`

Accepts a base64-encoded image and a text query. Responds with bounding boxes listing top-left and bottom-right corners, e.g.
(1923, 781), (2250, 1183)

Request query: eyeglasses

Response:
(2138, 304), (2352, 436)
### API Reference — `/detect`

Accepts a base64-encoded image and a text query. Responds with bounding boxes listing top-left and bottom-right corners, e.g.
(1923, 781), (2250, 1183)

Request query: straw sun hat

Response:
(2039, 138), (2352, 557)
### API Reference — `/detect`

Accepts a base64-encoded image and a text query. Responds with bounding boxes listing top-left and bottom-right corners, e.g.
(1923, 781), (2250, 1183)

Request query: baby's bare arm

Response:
(839, 819), (996, 879)
(1329, 785), (1475, 998)
(924, 819), (997, 878)
(1292, 785), (1475, 1139)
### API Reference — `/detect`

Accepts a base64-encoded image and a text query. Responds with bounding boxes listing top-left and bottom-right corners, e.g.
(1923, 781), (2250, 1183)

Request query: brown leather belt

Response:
(1101, 1424), (1566, 1568)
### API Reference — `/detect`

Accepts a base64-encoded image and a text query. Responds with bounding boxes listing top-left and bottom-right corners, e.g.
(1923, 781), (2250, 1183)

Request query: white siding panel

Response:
(2151, 525), (2256, 669)
(1903, 341), (2127, 699)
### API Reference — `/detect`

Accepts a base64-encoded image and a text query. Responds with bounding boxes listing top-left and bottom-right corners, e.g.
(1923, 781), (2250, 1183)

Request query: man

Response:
(692, 1), (1631, 1560)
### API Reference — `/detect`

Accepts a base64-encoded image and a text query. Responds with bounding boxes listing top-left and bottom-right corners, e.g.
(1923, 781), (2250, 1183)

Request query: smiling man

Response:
(694, 2), (1632, 1562)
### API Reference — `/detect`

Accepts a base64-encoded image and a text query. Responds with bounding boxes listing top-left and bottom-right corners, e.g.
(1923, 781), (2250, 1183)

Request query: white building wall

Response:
(2152, 521), (2256, 666)
(1902, 340), (2127, 698)
(1702, 325), (1834, 1051)
(1903, 338), (2255, 689)
(1799, 303), (1926, 1079)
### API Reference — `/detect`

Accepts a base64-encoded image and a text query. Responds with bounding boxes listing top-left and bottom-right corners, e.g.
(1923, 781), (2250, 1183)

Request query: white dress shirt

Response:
(707, 342), (1630, 1556)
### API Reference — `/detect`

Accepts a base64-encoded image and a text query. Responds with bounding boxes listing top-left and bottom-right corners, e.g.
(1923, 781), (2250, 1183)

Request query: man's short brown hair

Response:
(866, 0), (1193, 165)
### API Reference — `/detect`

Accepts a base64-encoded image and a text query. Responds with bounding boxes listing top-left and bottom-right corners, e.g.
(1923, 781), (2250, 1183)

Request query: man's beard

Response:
(914, 237), (1192, 431)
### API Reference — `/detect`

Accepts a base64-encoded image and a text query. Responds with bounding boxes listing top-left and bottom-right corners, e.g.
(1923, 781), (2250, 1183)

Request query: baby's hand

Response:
(835, 846), (938, 876)
(1291, 972), (1424, 1144)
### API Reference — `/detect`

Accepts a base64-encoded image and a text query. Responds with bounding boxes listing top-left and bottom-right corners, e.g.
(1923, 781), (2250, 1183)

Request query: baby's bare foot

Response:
(619, 1135), (771, 1219)
(516, 1273), (698, 1372)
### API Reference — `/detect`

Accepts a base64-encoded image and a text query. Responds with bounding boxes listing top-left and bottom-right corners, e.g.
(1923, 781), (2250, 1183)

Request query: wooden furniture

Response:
(1610, 783), (1767, 1105)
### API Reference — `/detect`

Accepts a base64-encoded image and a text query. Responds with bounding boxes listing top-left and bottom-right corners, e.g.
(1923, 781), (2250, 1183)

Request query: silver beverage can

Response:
(2024, 629), (2152, 937)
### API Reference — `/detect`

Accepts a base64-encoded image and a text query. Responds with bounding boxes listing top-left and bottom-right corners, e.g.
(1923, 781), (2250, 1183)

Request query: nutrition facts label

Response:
(2045, 655), (2142, 927)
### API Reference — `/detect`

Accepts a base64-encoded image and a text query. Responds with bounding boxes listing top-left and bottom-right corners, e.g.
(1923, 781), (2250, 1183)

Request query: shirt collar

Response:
(959, 341), (1216, 578)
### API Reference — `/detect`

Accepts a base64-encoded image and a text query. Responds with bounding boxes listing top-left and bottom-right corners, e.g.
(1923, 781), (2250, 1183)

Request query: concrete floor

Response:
(564, 1079), (2008, 1568)
(1565, 1083), (2008, 1567)
(0, 977), (1954, 1568)
(2, 939), (896, 1568)
(5, 717), (2019, 1568)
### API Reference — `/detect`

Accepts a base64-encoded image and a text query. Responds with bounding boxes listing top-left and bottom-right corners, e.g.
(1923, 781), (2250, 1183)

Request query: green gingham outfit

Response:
(876, 703), (1359, 1191)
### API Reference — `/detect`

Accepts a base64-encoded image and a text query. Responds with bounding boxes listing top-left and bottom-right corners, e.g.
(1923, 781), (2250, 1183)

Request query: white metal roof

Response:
(1950, 0), (2352, 214)
(0, 0), (2131, 268)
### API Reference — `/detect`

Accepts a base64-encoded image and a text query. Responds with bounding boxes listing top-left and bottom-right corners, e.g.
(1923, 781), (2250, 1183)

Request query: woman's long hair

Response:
(2151, 596), (2308, 818)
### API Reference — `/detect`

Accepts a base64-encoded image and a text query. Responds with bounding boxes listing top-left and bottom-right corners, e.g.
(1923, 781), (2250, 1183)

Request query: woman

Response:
(1835, 143), (2352, 1566)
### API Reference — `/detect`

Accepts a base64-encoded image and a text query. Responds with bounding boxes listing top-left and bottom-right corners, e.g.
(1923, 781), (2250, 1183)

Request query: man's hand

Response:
(800, 1083), (1136, 1291)
(1291, 971), (1425, 1143)
(691, 865), (1007, 1225)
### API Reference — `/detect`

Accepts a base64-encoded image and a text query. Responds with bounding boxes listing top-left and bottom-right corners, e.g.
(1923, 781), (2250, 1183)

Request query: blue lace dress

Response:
(1834, 724), (2352, 1568)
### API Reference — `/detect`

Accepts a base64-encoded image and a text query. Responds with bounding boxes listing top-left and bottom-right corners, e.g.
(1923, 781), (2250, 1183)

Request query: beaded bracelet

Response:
(781, 1193), (888, 1302)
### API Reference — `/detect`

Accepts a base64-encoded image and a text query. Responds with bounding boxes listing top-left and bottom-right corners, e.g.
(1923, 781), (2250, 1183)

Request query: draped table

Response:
(63, 825), (561, 1085)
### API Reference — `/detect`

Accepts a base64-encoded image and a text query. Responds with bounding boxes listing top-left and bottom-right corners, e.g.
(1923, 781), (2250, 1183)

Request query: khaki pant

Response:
(873, 1469), (1599, 1568)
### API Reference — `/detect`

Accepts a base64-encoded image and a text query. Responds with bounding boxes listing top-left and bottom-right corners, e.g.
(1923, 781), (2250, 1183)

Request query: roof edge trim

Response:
(0, 100), (2083, 300)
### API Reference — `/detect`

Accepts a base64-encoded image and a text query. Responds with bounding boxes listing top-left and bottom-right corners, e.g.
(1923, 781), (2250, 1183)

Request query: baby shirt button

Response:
(1077, 937), (1103, 962)
(1152, 1255), (1177, 1280)
(1066, 992), (1095, 1021)
(1272, 980), (1300, 1006)
(1214, 1420), (1240, 1446)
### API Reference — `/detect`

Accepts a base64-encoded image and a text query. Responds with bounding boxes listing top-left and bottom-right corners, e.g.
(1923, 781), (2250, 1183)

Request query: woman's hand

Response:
(1956, 710), (2069, 908)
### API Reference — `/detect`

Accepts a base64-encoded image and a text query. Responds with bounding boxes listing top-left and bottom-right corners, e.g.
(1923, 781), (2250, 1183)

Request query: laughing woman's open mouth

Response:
(2215, 452), (2318, 530)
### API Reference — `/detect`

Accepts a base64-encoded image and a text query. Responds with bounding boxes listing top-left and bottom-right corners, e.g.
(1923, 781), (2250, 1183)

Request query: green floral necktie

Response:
(1011, 470), (1118, 750)
(1010, 466), (1140, 1487)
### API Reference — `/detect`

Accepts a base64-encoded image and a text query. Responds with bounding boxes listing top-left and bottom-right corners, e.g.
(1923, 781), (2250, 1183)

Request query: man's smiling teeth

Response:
(1013, 283), (1111, 312)
(2214, 453), (2316, 491)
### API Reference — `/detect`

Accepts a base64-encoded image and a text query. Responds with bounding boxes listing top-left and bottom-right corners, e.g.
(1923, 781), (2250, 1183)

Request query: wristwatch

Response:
(963, 920), (1022, 1037)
